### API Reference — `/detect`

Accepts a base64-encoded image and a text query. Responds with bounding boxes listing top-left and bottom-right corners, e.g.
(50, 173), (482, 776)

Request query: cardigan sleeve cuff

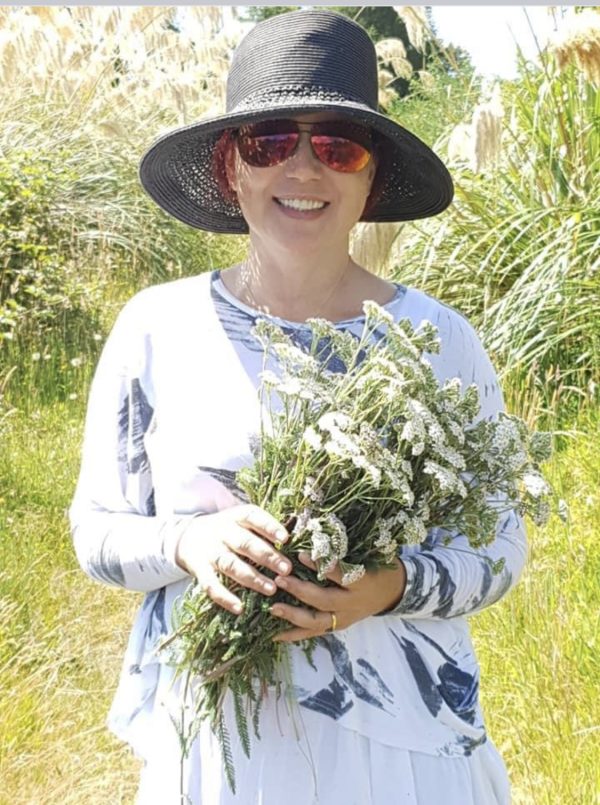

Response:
(373, 556), (434, 617)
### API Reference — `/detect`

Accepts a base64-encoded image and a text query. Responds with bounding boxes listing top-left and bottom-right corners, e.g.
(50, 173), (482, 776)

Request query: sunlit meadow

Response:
(1, 7), (598, 804)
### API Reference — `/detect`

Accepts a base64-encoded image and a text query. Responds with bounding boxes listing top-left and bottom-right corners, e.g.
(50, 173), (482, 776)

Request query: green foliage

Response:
(240, 6), (299, 22)
(0, 92), (246, 408)
(217, 713), (235, 793)
(0, 149), (104, 348)
(232, 688), (250, 758)
(393, 51), (600, 423)
(1, 401), (598, 802)
(388, 54), (481, 146)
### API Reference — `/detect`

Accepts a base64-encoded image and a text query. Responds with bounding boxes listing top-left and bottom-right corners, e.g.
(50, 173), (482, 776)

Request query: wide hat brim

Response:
(139, 98), (454, 235)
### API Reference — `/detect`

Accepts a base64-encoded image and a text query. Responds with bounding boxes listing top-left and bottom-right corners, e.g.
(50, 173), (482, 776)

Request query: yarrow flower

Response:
(166, 302), (555, 793)
(522, 471), (551, 499)
(339, 561), (366, 586)
(303, 426), (322, 451)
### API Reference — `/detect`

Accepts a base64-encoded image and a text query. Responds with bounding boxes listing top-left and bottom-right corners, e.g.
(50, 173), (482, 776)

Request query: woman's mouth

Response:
(275, 198), (329, 213)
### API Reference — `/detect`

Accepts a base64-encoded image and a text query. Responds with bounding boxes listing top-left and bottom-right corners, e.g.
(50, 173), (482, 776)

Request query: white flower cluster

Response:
(294, 510), (349, 580)
(522, 471), (551, 499)
(317, 411), (385, 487)
(374, 510), (428, 550)
(423, 460), (468, 498)
(339, 562), (366, 586)
(303, 425), (322, 451)
(173, 302), (556, 796)
(373, 516), (399, 558)
(244, 301), (553, 597)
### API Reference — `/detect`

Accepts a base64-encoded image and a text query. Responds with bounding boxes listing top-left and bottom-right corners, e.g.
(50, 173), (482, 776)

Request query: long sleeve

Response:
(385, 298), (528, 620)
(69, 290), (191, 593)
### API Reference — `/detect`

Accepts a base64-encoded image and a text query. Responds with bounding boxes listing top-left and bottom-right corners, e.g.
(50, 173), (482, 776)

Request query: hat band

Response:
(228, 84), (372, 115)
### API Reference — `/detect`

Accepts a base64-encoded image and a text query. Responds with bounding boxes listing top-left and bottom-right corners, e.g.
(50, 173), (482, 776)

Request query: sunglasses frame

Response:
(234, 118), (374, 173)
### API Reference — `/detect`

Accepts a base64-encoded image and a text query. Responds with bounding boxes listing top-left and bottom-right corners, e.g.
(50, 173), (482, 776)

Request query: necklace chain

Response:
(236, 259), (352, 321)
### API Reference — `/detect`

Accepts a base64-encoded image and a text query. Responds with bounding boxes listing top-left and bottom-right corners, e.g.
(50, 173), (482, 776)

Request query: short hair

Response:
(212, 129), (238, 204)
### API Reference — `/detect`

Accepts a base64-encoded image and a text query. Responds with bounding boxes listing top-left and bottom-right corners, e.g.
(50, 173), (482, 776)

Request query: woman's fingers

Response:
(200, 569), (244, 615)
(235, 504), (289, 547)
(270, 603), (332, 641)
(215, 550), (277, 596)
(227, 525), (292, 577)
(177, 504), (293, 612)
(274, 572), (346, 610)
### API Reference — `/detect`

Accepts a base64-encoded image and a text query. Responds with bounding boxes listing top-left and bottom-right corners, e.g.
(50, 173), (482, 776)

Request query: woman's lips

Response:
(273, 198), (329, 219)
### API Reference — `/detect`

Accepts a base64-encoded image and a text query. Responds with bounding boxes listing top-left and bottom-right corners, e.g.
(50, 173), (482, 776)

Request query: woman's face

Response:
(225, 112), (378, 254)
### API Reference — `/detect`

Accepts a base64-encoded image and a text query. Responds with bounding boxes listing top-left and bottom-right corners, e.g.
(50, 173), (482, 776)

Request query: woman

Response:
(70, 10), (526, 804)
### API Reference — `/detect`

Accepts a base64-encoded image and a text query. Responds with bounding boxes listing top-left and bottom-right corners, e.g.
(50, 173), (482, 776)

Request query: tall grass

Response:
(1, 7), (599, 803)
(0, 7), (248, 409)
(384, 13), (600, 424)
(1, 401), (598, 803)
(473, 411), (600, 804)
(0, 404), (141, 804)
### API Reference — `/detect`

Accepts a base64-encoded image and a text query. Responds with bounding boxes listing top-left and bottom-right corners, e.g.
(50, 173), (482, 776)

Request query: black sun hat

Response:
(139, 9), (454, 234)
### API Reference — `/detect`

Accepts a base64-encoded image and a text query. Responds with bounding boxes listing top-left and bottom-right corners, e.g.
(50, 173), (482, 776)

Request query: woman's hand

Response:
(270, 553), (407, 642)
(175, 504), (292, 615)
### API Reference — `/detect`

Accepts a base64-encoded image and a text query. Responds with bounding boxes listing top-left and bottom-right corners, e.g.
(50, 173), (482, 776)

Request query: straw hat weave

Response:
(140, 10), (454, 233)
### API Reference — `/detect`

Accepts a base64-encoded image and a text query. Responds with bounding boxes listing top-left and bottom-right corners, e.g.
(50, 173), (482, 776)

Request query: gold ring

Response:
(328, 612), (337, 632)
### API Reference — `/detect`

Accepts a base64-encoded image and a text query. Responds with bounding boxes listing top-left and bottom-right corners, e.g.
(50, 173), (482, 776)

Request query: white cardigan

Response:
(69, 270), (527, 763)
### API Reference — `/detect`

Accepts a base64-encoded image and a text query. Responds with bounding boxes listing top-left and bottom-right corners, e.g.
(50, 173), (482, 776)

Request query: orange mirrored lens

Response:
(311, 136), (371, 172)
(236, 120), (372, 173)
(237, 132), (299, 167)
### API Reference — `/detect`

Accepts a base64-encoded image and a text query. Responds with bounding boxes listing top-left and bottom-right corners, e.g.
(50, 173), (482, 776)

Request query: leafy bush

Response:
(0, 149), (103, 344)
(0, 8), (248, 407)
(391, 43), (600, 424)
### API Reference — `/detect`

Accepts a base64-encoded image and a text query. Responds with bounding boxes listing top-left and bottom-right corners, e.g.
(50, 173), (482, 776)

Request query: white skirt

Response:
(135, 686), (511, 805)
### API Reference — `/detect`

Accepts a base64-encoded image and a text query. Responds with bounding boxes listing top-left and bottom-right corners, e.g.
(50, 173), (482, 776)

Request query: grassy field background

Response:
(1, 404), (598, 803)
(1, 7), (599, 804)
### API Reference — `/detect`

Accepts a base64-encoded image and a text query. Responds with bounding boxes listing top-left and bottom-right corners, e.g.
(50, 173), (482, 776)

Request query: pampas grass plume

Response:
(550, 9), (600, 87)
(350, 221), (405, 275)
(393, 6), (430, 53)
(376, 38), (413, 80)
(448, 84), (503, 173)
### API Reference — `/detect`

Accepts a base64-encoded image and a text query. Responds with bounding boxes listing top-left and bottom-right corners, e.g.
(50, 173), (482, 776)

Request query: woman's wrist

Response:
(173, 513), (206, 574)
(376, 559), (407, 614)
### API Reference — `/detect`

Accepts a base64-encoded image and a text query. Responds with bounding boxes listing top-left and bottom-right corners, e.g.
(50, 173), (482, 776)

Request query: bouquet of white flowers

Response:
(161, 302), (553, 792)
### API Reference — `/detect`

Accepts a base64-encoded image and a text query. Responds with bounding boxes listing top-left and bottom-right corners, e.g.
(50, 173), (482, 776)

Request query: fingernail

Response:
(276, 529), (288, 542)
(233, 603), (243, 614)
(278, 561), (290, 573)
(270, 606), (282, 616)
(263, 580), (275, 593)
(275, 576), (288, 589)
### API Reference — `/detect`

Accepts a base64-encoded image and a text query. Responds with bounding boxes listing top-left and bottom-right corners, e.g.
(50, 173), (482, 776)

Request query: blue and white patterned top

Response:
(69, 269), (527, 761)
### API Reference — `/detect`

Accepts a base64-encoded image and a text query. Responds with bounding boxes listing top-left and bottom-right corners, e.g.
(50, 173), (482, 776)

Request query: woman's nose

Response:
(284, 131), (322, 177)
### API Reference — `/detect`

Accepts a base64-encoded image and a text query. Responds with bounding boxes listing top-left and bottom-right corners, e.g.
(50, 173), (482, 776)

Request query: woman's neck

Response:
(220, 240), (395, 323)
(223, 237), (350, 320)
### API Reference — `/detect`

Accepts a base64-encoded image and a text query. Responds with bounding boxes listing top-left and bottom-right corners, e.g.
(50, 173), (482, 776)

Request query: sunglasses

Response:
(235, 119), (374, 173)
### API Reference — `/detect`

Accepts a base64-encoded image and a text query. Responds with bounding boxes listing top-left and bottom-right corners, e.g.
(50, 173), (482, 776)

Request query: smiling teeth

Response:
(277, 198), (326, 210)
